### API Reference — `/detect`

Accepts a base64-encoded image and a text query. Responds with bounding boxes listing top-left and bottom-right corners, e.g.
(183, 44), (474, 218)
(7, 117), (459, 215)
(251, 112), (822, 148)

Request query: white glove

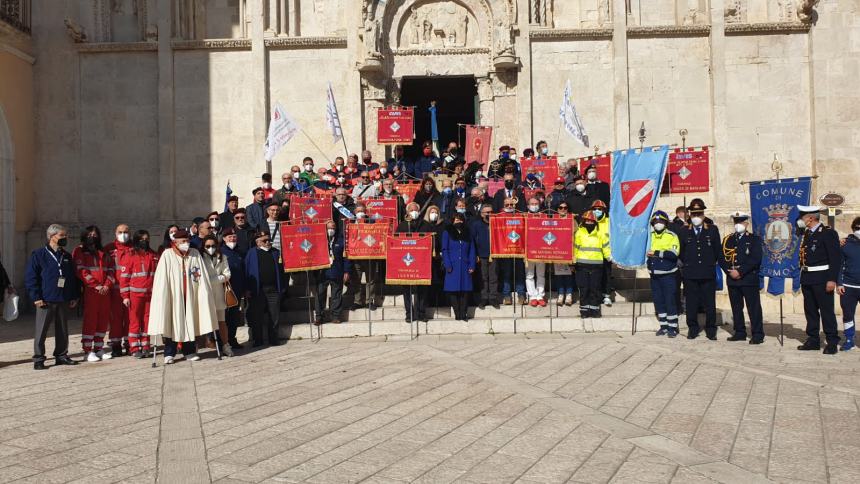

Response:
(218, 275), (226, 283)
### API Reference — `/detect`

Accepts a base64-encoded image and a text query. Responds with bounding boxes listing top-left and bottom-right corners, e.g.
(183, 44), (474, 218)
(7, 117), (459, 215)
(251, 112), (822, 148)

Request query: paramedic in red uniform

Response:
(104, 223), (133, 356)
(118, 230), (159, 358)
(72, 225), (116, 362)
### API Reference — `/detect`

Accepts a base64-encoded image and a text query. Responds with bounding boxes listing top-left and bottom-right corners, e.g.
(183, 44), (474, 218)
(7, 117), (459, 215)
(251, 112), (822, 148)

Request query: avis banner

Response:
(364, 198), (399, 222)
(525, 215), (575, 263)
(489, 215), (526, 260)
(464, 125), (493, 166)
(385, 234), (433, 285)
(280, 223), (331, 272)
(662, 147), (710, 194)
(288, 196), (333, 223)
(345, 221), (391, 260)
(377, 108), (415, 145)
(520, 157), (559, 185)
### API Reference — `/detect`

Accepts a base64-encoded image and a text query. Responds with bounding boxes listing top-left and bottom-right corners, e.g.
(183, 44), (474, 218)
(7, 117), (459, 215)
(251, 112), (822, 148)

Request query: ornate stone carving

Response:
(776, 0), (795, 21)
(75, 41), (157, 52)
(682, 0), (705, 25)
(529, 28), (613, 40)
(265, 36), (348, 49)
(598, 0), (611, 27)
(393, 46), (490, 56)
(532, 0), (552, 27)
(627, 25), (711, 38)
(361, 74), (387, 101)
(401, 2), (472, 49)
(724, 21), (811, 35)
(64, 18), (88, 43)
(797, 0), (819, 23)
(724, 0), (746, 24)
(387, 78), (402, 104)
(492, 70), (517, 96)
(476, 76), (493, 102)
(493, 19), (517, 69)
(145, 24), (157, 41)
(171, 39), (252, 50)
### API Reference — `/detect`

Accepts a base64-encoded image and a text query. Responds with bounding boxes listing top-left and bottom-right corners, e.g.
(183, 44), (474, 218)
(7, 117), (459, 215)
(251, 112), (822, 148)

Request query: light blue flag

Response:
(609, 146), (670, 268)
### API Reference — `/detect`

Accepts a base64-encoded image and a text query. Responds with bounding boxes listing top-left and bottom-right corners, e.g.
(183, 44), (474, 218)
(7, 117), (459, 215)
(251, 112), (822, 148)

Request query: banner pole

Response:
(365, 261), (371, 331)
(779, 298), (784, 346)
(306, 270), (314, 341)
(513, 259), (518, 333)
(631, 274), (637, 335)
(300, 128), (333, 166)
(409, 285), (415, 340)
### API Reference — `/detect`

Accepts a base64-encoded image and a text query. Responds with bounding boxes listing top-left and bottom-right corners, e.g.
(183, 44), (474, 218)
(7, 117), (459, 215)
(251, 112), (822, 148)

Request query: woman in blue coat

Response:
(442, 213), (476, 321)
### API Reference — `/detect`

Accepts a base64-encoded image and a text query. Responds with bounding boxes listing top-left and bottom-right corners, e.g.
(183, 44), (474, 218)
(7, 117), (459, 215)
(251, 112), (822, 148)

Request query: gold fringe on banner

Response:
(346, 255), (386, 260)
(489, 254), (526, 261)
(283, 263), (331, 273)
(525, 258), (574, 265)
(386, 278), (432, 286)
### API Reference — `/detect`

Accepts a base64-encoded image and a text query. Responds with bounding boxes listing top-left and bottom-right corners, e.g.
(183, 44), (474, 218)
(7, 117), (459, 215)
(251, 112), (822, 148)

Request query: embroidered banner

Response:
(395, 180), (422, 205)
(522, 188), (545, 204)
(662, 147), (710, 194)
(313, 187), (334, 198)
(486, 179), (505, 197)
(345, 221), (391, 260)
(385, 234), (433, 285)
(377, 107), (415, 145)
(489, 214), (526, 259)
(520, 157), (559, 185)
(288, 196), (333, 223)
(579, 154), (611, 184)
(364, 198), (399, 222)
(464, 125), (493, 166)
(525, 215), (575, 263)
(280, 223), (331, 272)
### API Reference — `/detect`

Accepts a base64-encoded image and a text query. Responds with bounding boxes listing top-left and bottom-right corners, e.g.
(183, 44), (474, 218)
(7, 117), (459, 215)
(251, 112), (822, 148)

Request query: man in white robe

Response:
(149, 229), (217, 363)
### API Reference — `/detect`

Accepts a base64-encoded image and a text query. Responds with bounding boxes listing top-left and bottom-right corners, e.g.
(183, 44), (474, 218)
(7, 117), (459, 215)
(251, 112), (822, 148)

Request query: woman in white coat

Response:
(201, 235), (233, 356)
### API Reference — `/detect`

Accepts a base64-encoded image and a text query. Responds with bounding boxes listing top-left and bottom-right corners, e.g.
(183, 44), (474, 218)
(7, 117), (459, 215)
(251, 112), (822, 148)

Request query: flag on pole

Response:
(264, 103), (300, 162)
(325, 82), (343, 144)
(559, 80), (589, 148)
(223, 180), (233, 212)
(429, 102), (440, 156)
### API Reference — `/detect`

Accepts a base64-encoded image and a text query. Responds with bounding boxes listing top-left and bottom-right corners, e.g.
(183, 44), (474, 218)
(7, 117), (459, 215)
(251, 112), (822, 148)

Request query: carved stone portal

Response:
(399, 1), (474, 48)
(725, 0), (746, 24)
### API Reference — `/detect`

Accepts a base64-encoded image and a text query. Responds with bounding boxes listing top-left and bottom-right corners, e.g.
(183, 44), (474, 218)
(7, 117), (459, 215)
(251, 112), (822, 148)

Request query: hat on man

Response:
(173, 229), (190, 239)
(797, 205), (823, 216)
(228, 195), (239, 203)
(498, 145), (510, 152)
(650, 210), (670, 224)
(585, 163), (598, 173)
(221, 227), (236, 236)
(266, 201), (280, 209)
(192, 217), (206, 226)
(687, 198), (707, 213)
(554, 176), (565, 185)
(252, 187), (264, 195)
(591, 200), (607, 210)
(731, 212), (750, 223)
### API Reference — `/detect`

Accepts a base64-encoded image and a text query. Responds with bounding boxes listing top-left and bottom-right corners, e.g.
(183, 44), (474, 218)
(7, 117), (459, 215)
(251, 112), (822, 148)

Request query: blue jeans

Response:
(650, 273), (678, 329)
(554, 274), (574, 295)
(499, 259), (525, 296)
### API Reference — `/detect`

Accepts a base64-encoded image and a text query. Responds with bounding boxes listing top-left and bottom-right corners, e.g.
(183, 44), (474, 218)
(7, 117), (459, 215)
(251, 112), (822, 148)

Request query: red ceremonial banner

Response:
(364, 198), (399, 222)
(520, 157), (560, 185)
(662, 147), (710, 194)
(385, 234), (433, 285)
(464, 125), (493, 166)
(525, 215), (575, 263)
(313, 187), (334, 198)
(280, 223), (331, 272)
(395, 180), (422, 204)
(522, 188), (544, 203)
(288, 196), (333, 223)
(578, 154), (611, 184)
(486, 179), (505, 197)
(345, 221), (391, 260)
(489, 215), (526, 259)
(377, 107), (415, 145)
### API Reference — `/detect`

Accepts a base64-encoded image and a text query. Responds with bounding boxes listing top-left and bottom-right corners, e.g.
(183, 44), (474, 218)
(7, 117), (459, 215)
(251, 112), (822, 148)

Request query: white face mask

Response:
(327, 229), (336, 237)
(691, 217), (703, 227)
(528, 205), (539, 213)
(587, 172), (597, 181)
(429, 212), (439, 222)
(796, 218), (807, 229)
(384, 187), (393, 194)
(116, 233), (130, 243)
(304, 164), (313, 172)
(169, 232), (177, 241)
(210, 220), (219, 228)
(575, 185), (586, 193)
(206, 247), (216, 256)
(475, 170), (483, 178)
(735, 223), (746, 234)
(225, 241), (236, 249)
(177, 243), (190, 253)
(356, 212), (366, 219)
(504, 207), (515, 213)
(855, 230), (860, 238)
(380, 167), (387, 174)
(409, 211), (420, 220)
(260, 245), (270, 252)
(653, 223), (666, 232)
(262, 182), (271, 189)
(292, 172), (300, 180)
(541, 147), (549, 155)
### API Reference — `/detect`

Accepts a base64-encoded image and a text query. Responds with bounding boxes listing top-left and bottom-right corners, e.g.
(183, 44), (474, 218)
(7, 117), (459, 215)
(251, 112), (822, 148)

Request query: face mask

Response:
(429, 212), (439, 222)
(653, 223), (666, 232)
(504, 180), (514, 189)
(475, 170), (483, 178)
(206, 247), (216, 256)
(225, 241), (236, 249)
(57, 237), (68, 247)
(338, 176), (345, 183)
(363, 158), (372, 164)
(504, 207), (515, 214)
(501, 152), (509, 160)
(691, 217), (703, 227)
(443, 187), (452, 195)
(292, 172), (300, 180)
(305, 164), (313, 172)
(593, 210), (603, 219)
(210, 220), (219, 228)
(116, 233), (130, 243)
(335, 165), (343, 172)
(327, 229), (336, 237)
(482, 214), (491, 221)
(423, 149), (432, 156)
(356, 212), (366, 219)
(575, 185), (585, 193)
(384, 187), (393, 194)
(282, 181), (291, 189)
(409, 211), (420, 220)
(584, 223), (596, 232)
(855, 230), (860, 238)
(587, 172), (597, 181)
(796, 218), (807, 229)
(735, 223), (746, 234)
(136, 239), (150, 250)
(528, 205), (539, 213)
(455, 187), (465, 195)
(260, 245), (270, 252)
(454, 222), (463, 229)
(456, 208), (466, 214)
(380, 167), (387, 174)
(169, 232), (177, 241)
(263, 182), (271, 189)
(541, 148), (549, 156)
(177, 243), (190, 253)
(86, 236), (100, 246)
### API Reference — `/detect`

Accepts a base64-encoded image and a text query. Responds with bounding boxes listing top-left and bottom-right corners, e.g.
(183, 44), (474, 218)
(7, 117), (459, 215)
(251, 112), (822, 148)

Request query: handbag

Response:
(224, 282), (239, 308)
(3, 293), (19, 322)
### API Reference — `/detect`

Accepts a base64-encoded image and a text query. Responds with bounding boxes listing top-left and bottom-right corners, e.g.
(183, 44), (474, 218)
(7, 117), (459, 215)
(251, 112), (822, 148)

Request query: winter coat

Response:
(442, 226), (476, 292)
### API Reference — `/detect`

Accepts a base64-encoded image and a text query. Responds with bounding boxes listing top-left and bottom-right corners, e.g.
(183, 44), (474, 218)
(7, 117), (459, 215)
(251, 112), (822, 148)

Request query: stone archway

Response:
(0, 105), (15, 280)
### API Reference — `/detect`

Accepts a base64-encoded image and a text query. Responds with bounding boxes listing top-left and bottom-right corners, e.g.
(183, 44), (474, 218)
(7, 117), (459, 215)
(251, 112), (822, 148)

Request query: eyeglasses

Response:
(234, 216), (246, 220)
(204, 245), (217, 249)
(208, 218), (218, 222)
(259, 239), (270, 243)
(504, 204), (515, 208)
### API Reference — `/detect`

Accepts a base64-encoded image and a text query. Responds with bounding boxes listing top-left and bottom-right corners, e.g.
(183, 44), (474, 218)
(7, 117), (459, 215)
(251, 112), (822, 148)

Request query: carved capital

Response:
(361, 74), (387, 101)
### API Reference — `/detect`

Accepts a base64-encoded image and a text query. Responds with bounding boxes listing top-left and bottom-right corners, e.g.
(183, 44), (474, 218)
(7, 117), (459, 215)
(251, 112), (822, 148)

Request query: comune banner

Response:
(490, 214), (526, 259)
(364, 198), (399, 221)
(520, 157), (559, 185)
(385, 234), (433, 285)
(288, 196), (333, 223)
(345, 221), (391, 260)
(280, 223), (331, 272)
(525, 215), (574, 263)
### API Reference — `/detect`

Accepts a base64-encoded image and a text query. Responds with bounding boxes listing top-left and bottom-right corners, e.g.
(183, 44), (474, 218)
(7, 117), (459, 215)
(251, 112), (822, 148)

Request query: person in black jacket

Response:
(397, 203), (432, 322)
(584, 164), (611, 209)
(669, 205), (689, 314)
(412, 176), (442, 220)
(470, 204), (497, 309)
(492, 173), (526, 213)
(314, 220), (351, 325)
(678, 199), (721, 340)
(719, 213), (764, 344)
(796, 205), (843, 354)
(220, 228), (246, 349)
(565, 176), (595, 220)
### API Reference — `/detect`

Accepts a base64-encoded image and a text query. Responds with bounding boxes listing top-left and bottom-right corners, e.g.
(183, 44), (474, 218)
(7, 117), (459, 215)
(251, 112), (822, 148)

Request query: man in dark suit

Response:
(678, 199), (722, 340)
(492, 172), (526, 213)
(720, 212), (764, 344)
(314, 220), (351, 325)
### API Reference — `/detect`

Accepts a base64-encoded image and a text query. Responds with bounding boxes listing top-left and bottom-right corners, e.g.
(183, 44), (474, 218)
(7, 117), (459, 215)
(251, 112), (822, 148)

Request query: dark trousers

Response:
(601, 260), (613, 296)
(728, 285), (764, 339)
(449, 292), (469, 320)
(315, 278), (344, 320)
(33, 302), (70, 363)
(575, 264), (603, 317)
(225, 305), (242, 343)
(163, 338), (197, 357)
(351, 260), (380, 306)
(650, 273), (678, 329)
(841, 286), (860, 341)
(802, 283), (840, 345)
(475, 257), (499, 304)
(684, 278), (717, 335)
(249, 286), (281, 344)
(499, 259), (526, 297)
(675, 272), (685, 313)
(403, 285), (428, 321)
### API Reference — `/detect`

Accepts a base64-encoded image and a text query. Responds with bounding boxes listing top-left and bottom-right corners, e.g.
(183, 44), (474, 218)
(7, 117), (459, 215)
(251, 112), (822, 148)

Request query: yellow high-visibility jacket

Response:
(574, 226), (611, 264)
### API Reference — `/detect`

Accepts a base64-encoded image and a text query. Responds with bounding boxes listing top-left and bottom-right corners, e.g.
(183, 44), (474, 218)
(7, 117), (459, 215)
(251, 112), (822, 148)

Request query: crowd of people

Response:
(6, 139), (859, 370)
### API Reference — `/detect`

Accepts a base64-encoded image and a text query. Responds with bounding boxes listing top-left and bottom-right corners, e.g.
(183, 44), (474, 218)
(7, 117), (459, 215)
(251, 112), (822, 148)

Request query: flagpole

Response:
(328, 82), (350, 159)
(300, 128), (333, 166)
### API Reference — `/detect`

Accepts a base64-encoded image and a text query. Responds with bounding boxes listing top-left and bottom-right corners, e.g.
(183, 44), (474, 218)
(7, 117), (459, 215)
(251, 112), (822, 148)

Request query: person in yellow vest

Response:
(591, 199), (613, 307)
(647, 211), (681, 337)
(574, 210), (611, 318)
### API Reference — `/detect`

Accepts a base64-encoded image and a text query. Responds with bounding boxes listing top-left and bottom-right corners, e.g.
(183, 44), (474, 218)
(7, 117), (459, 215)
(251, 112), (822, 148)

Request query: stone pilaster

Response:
(250, 0), (269, 173)
(612, 0), (630, 149)
(157, 0), (175, 221)
(709, 0), (730, 212)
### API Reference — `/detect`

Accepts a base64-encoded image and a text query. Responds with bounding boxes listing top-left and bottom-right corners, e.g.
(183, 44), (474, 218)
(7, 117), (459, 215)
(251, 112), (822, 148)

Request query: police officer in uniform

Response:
(796, 205), (842, 354)
(720, 212), (764, 344)
(647, 211), (680, 337)
(678, 199), (721, 340)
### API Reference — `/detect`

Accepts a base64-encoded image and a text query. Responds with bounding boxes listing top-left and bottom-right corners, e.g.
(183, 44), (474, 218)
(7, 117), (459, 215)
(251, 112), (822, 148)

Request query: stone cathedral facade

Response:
(0, 0), (859, 285)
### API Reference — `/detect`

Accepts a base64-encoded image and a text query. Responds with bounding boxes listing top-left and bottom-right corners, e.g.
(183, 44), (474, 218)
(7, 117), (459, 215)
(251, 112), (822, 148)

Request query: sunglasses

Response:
(558, 206), (569, 210)
(234, 216), (246, 220)
(208, 218), (218, 222)
(204, 245), (217, 249)
(259, 239), (271, 243)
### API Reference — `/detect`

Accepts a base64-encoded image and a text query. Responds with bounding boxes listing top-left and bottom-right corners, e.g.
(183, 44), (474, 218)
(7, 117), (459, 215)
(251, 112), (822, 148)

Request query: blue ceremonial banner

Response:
(609, 146), (670, 268)
(748, 177), (812, 295)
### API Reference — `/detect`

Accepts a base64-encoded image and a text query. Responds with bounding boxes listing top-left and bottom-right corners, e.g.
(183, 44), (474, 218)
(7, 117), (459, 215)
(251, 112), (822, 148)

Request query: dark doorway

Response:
(399, 76), (477, 159)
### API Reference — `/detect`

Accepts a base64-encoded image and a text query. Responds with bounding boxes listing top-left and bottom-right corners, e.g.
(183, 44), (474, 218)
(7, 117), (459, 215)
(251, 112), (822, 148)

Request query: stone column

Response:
(289, 0), (300, 36)
(708, 0), (730, 211)
(477, 76), (495, 129)
(250, 1), (269, 173)
(612, 0), (630, 148)
(278, 0), (287, 36)
(361, 74), (386, 154)
(157, 0), (176, 221)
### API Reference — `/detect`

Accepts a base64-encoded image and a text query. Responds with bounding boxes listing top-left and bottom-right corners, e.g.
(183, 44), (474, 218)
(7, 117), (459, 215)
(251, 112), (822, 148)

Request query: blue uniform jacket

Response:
(678, 224), (722, 280)
(321, 235), (351, 281)
(839, 235), (860, 287)
(719, 232), (763, 287)
(442, 228), (476, 292)
(245, 201), (265, 231)
(220, 243), (246, 294)
(244, 247), (284, 295)
(799, 224), (842, 285)
(469, 219), (491, 258)
(25, 245), (81, 303)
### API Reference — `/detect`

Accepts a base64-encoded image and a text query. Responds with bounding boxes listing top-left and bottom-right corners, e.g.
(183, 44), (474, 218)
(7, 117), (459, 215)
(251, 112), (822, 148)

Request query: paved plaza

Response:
(0, 316), (858, 484)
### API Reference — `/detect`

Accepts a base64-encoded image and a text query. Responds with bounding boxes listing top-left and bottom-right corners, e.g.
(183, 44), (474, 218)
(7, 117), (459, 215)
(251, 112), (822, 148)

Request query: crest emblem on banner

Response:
(304, 207), (318, 219)
(300, 239), (313, 253)
(763, 204), (795, 263)
(508, 231), (521, 243)
(403, 253), (415, 266)
(362, 235), (377, 247)
(621, 179), (655, 217)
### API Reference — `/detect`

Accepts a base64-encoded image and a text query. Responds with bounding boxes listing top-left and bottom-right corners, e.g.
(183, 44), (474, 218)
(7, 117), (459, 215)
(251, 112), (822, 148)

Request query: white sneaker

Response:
(164, 356), (175, 365)
(86, 352), (101, 362)
(98, 350), (112, 360)
(188, 354), (201, 362)
(564, 294), (573, 306)
(557, 295), (564, 305)
(603, 296), (612, 306)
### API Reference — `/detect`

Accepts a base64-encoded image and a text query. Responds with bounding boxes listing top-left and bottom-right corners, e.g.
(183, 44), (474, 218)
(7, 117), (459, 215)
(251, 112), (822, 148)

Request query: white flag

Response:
(264, 103), (300, 161)
(559, 80), (589, 148)
(325, 82), (343, 144)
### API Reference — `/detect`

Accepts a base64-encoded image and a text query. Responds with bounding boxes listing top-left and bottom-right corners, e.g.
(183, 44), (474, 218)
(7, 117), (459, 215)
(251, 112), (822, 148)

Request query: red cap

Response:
(554, 176), (565, 185)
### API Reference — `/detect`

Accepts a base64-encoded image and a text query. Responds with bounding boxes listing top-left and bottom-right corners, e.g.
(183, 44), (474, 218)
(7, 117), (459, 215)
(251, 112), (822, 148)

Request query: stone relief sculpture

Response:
(682, 0), (704, 25)
(494, 20), (514, 56)
(725, 0), (746, 23)
(364, 17), (382, 57)
(409, 7), (420, 45)
(64, 18), (88, 43)
(777, 0), (795, 21)
(405, 2), (471, 49)
(598, 0), (611, 26)
(797, 0), (819, 22)
(145, 24), (158, 41)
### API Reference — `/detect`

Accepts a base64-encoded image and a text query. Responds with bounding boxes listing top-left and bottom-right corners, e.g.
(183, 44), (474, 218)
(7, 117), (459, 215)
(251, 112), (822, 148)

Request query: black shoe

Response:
(252, 342), (264, 348)
(313, 319), (322, 326)
(823, 344), (838, 355)
(797, 341), (821, 351)
(54, 356), (78, 366)
(687, 329), (700, 340)
(727, 334), (746, 342)
(34, 361), (47, 370)
(369, 303), (377, 311)
(706, 335), (717, 341)
(111, 347), (123, 358)
(132, 351), (144, 359)
(492, 302), (500, 309)
(229, 340), (243, 349)
(749, 338), (764, 345)
(350, 303), (365, 311)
